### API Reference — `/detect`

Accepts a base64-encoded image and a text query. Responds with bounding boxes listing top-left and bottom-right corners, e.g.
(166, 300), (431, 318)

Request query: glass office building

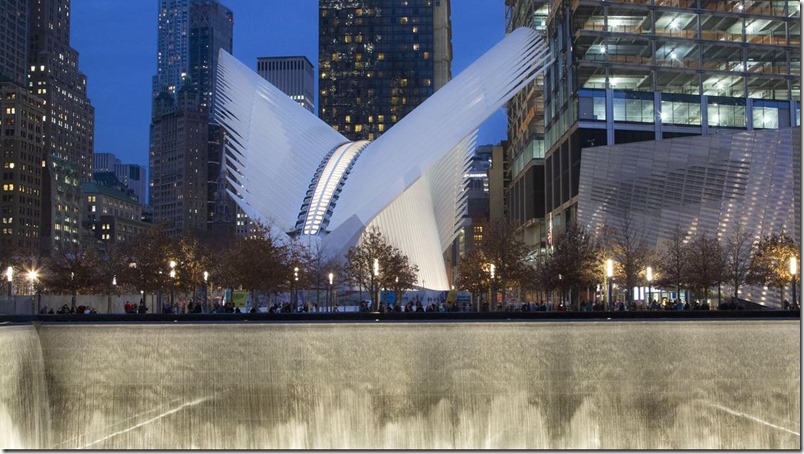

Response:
(505, 0), (800, 250)
(319, 0), (452, 141)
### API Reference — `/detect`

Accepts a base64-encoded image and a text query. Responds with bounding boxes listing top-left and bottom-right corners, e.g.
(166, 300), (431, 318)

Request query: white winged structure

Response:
(214, 27), (549, 290)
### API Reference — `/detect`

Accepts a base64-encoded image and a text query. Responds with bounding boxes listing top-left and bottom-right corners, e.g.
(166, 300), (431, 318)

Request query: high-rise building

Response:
(153, 0), (195, 100)
(319, 0), (452, 141)
(150, 88), (209, 236)
(154, 0), (233, 104)
(27, 0), (94, 253)
(150, 0), (233, 236)
(28, 0), (95, 182)
(188, 0), (233, 110)
(0, 0), (28, 87)
(93, 152), (121, 173)
(114, 163), (147, 205)
(257, 56), (315, 112)
(0, 84), (46, 257)
(92, 152), (147, 205)
(82, 181), (150, 245)
(504, 0), (801, 251)
(0, 1), (46, 259)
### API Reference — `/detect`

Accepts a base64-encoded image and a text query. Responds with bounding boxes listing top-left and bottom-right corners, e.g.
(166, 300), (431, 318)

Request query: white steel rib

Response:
(213, 27), (549, 289)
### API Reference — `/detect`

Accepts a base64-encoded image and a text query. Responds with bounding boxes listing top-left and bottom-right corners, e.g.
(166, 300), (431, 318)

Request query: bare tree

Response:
(547, 223), (602, 308)
(748, 232), (799, 306)
(383, 249), (419, 307)
(723, 224), (755, 303)
(480, 218), (529, 309)
(656, 224), (688, 301)
(608, 212), (653, 304)
(456, 248), (490, 311)
(219, 225), (288, 307)
(684, 231), (723, 305)
(345, 226), (395, 311)
(120, 225), (174, 308)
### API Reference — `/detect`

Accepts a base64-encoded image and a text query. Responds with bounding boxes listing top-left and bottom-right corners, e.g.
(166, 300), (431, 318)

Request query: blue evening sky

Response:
(71, 1), (507, 169)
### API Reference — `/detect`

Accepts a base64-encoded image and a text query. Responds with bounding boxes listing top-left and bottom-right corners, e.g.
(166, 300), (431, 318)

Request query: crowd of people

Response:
(33, 295), (798, 315)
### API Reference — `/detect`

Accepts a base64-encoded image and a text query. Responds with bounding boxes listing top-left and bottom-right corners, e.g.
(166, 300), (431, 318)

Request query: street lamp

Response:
(293, 266), (299, 312)
(5, 266), (12, 298)
(606, 259), (614, 311)
(489, 263), (496, 312)
(169, 260), (177, 307)
(27, 270), (39, 313)
(203, 271), (209, 313)
(790, 257), (797, 309)
(328, 272), (334, 312)
(373, 258), (380, 311)
(646, 266), (653, 310)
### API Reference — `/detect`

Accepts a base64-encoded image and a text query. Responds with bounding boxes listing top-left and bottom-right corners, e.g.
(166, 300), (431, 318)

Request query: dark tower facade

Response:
(318, 0), (452, 141)
(27, 0), (94, 254)
(150, 0), (233, 236)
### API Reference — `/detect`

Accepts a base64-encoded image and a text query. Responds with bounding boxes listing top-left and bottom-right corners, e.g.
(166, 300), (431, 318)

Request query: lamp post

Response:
(373, 258), (380, 312)
(489, 263), (496, 312)
(646, 266), (653, 310)
(328, 272), (334, 312)
(27, 270), (39, 314)
(203, 271), (209, 313)
(790, 257), (797, 309)
(109, 275), (117, 314)
(293, 266), (299, 312)
(6, 266), (12, 298)
(169, 260), (176, 308)
(606, 259), (614, 311)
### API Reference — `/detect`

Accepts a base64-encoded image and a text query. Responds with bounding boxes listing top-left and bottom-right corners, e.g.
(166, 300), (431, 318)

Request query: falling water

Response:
(0, 324), (50, 449)
(1, 320), (800, 449)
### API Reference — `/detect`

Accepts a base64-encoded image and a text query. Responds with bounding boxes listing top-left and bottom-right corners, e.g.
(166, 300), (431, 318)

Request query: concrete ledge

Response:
(0, 310), (799, 324)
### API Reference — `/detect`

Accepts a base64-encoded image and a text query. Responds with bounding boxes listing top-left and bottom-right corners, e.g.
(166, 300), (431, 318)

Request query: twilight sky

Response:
(70, 1), (508, 169)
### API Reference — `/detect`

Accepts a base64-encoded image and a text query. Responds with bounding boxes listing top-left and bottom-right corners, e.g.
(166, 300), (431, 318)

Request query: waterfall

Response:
(0, 325), (51, 448)
(1, 320), (800, 449)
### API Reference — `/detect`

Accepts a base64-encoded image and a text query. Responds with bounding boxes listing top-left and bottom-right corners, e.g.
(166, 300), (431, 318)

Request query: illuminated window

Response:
(345, 115), (351, 123)
(400, 17), (409, 24)
(413, 44), (420, 51)
(377, 53), (385, 61)
(412, 26), (419, 33)
(423, 52), (430, 60)
(354, 124), (363, 132)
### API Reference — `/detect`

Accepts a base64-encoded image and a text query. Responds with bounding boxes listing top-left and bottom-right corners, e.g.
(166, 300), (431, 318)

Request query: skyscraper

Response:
(0, 1), (46, 258)
(154, 0), (233, 105)
(0, 0), (28, 87)
(93, 153), (121, 173)
(27, 0), (94, 253)
(257, 56), (315, 112)
(150, 89), (209, 236)
(150, 0), (232, 236)
(504, 0), (801, 251)
(318, 0), (452, 141)
(188, 0), (233, 110)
